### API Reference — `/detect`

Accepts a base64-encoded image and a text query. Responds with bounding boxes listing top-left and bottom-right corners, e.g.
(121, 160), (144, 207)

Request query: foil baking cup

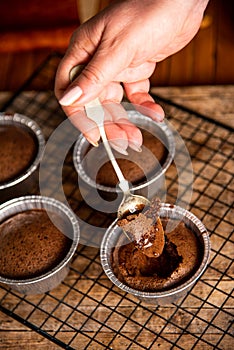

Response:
(73, 110), (175, 200)
(100, 203), (210, 305)
(0, 113), (45, 202)
(0, 195), (80, 294)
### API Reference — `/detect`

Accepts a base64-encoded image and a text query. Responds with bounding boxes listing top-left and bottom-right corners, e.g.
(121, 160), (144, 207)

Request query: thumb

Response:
(59, 40), (131, 106)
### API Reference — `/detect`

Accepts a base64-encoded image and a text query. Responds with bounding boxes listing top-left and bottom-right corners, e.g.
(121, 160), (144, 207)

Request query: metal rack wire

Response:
(0, 53), (233, 349)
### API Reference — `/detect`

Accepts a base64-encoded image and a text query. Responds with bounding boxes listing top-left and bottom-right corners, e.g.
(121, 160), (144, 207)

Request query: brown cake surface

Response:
(0, 124), (37, 183)
(0, 209), (72, 279)
(94, 129), (168, 186)
(112, 207), (201, 292)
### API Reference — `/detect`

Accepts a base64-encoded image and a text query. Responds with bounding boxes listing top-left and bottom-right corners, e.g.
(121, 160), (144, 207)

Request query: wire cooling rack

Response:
(0, 53), (233, 349)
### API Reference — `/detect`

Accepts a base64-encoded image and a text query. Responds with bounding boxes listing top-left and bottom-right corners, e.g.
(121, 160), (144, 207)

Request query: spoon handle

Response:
(85, 98), (130, 193)
(69, 64), (130, 193)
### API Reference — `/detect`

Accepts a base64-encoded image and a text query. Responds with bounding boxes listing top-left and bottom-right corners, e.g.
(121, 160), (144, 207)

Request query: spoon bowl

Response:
(117, 180), (150, 219)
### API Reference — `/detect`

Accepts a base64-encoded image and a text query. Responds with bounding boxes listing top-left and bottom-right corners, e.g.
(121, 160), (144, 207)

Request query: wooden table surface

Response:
(0, 57), (233, 350)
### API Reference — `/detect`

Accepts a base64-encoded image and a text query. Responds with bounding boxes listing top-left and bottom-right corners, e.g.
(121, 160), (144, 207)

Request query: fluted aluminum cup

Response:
(0, 196), (80, 294)
(100, 203), (210, 305)
(0, 113), (45, 203)
(73, 111), (175, 199)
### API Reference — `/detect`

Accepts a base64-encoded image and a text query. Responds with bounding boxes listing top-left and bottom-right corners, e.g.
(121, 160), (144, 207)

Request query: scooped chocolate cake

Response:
(117, 198), (165, 258)
(112, 198), (201, 292)
(0, 124), (37, 183)
(94, 129), (168, 186)
(0, 209), (72, 279)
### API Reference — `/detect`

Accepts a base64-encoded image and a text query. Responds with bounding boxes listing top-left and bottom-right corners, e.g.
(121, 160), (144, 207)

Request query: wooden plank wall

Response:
(152, 0), (234, 86)
(0, 0), (233, 91)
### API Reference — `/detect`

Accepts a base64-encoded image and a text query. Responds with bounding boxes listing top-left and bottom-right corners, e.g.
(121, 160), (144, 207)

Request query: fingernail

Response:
(110, 141), (128, 155)
(59, 86), (83, 106)
(128, 142), (142, 152)
(86, 136), (99, 147)
(156, 114), (164, 122)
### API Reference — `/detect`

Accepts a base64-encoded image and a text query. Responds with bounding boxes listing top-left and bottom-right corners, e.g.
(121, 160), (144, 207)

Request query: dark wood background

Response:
(0, 0), (233, 91)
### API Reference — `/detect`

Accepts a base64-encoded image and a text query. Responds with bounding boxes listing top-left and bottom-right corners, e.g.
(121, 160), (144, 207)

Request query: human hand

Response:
(55, 0), (209, 153)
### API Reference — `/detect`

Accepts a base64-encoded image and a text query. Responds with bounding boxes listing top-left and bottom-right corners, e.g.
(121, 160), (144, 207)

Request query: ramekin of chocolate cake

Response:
(0, 195), (80, 294)
(0, 113), (45, 203)
(73, 110), (175, 201)
(100, 198), (210, 305)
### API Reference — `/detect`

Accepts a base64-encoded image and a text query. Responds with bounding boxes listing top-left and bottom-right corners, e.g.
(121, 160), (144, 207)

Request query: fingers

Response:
(67, 102), (143, 155)
(59, 76), (163, 154)
(103, 103), (143, 154)
(124, 79), (165, 122)
(60, 77), (144, 154)
(101, 98), (129, 154)
(54, 48), (85, 101)
(61, 81), (125, 149)
(114, 118), (143, 152)
(66, 108), (100, 147)
(58, 54), (129, 107)
(56, 17), (133, 106)
(54, 21), (102, 101)
(56, 58), (164, 153)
